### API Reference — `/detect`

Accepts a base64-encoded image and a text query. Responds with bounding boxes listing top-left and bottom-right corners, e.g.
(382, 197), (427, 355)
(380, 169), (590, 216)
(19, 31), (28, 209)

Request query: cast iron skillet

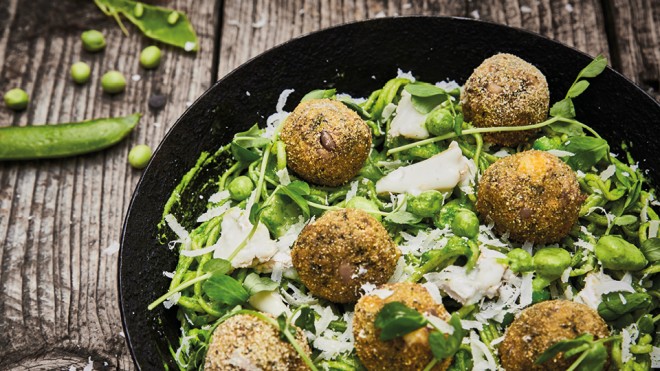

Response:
(119, 16), (660, 369)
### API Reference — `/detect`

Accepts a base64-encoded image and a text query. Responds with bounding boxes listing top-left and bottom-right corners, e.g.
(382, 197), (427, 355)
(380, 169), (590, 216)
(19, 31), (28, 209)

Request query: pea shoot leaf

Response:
(613, 215), (637, 226)
(385, 210), (423, 225)
(577, 55), (608, 79)
(405, 83), (447, 97)
(567, 80), (591, 98)
(597, 291), (652, 322)
(233, 124), (270, 148)
(243, 273), (279, 296)
(231, 142), (260, 163)
(550, 98), (576, 118)
(202, 259), (232, 275)
(560, 136), (609, 171)
(535, 333), (593, 364)
(641, 238), (660, 263)
(411, 95), (447, 114)
(623, 180), (642, 212)
(577, 343), (607, 371)
(301, 89), (336, 102)
(548, 121), (585, 136)
(202, 273), (249, 306)
(374, 302), (428, 341)
(280, 181), (311, 218)
(429, 314), (465, 360)
(294, 307), (317, 333)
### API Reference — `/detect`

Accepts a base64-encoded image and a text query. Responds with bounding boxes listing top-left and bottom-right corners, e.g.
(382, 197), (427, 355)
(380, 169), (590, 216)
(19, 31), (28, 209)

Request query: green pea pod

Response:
(0, 113), (140, 160)
(94, 0), (199, 51)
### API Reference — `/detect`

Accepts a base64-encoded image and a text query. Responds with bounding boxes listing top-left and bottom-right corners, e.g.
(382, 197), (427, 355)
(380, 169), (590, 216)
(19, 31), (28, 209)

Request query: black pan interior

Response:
(119, 16), (660, 370)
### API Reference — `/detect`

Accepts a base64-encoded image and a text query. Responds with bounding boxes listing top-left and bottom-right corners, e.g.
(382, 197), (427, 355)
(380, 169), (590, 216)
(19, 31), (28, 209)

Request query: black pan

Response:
(119, 16), (660, 369)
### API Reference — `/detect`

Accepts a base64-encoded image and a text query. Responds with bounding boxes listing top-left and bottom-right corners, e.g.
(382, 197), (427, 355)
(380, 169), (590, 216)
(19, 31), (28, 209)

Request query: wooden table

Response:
(0, 0), (657, 369)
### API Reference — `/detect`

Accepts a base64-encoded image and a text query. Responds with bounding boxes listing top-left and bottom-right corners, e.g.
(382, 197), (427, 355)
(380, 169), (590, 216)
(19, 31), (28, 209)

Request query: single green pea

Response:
(451, 209), (479, 239)
(532, 136), (562, 151)
(140, 46), (162, 69)
(128, 144), (152, 169)
(81, 30), (106, 52)
(425, 108), (453, 136)
(3, 88), (29, 110)
(228, 176), (254, 201)
(533, 247), (571, 279)
(167, 11), (180, 25)
(101, 71), (126, 94)
(346, 196), (381, 221)
(70, 62), (91, 84)
(433, 198), (473, 229)
(595, 235), (648, 271)
(506, 248), (534, 273)
(134, 3), (144, 18)
(408, 190), (444, 218)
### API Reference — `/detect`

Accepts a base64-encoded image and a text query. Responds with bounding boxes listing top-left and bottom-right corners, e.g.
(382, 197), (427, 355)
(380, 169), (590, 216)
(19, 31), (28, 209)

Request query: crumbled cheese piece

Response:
(560, 267), (572, 283)
(282, 282), (317, 306)
(376, 141), (472, 195)
(435, 80), (460, 91)
(165, 214), (189, 241)
(228, 350), (260, 370)
(102, 241), (120, 255)
(422, 281), (444, 304)
(213, 207), (277, 267)
(360, 282), (377, 295)
(382, 103), (397, 120)
(520, 5), (532, 13)
(248, 291), (288, 316)
(492, 149), (511, 158)
(399, 228), (449, 256)
(649, 220), (659, 238)
(387, 256), (408, 283)
(196, 202), (231, 223)
(575, 270), (635, 309)
(586, 207), (615, 228)
(519, 272), (534, 307)
(276, 168), (291, 185)
(574, 238), (594, 252)
(621, 324), (639, 363)
(389, 90), (429, 139)
(600, 164), (617, 180)
(460, 319), (484, 331)
(163, 271), (175, 279)
(208, 190), (231, 203)
(426, 314), (454, 334)
(547, 149), (575, 157)
(180, 244), (217, 257)
(371, 289), (394, 299)
(470, 331), (498, 370)
(651, 346), (660, 368)
(163, 292), (181, 309)
(396, 68), (415, 82)
(425, 248), (507, 305)
(314, 305), (338, 336)
(345, 181), (359, 201)
(263, 89), (294, 139)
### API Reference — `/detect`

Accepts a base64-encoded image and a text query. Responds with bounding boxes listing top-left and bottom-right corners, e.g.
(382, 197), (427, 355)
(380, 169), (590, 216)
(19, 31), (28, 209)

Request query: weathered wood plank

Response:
(608, 0), (660, 100)
(0, 0), (219, 369)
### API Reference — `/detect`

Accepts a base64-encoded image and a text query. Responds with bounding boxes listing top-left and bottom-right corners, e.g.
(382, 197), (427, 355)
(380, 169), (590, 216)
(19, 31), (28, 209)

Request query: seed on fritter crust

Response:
(205, 314), (311, 370)
(353, 282), (452, 371)
(500, 300), (610, 371)
(476, 150), (584, 244)
(291, 208), (400, 303)
(280, 99), (372, 186)
(461, 53), (550, 146)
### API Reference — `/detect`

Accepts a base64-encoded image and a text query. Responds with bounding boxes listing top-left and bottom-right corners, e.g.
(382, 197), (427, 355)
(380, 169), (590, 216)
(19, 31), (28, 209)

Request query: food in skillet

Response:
(150, 54), (659, 371)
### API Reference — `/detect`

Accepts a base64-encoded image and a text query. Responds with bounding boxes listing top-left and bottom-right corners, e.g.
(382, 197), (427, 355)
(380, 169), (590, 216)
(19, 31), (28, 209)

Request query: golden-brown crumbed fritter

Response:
(461, 53), (550, 146)
(205, 314), (311, 370)
(499, 300), (610, 371)
(280, 99), (372, 186)
(476, 150), (584, 243)
(353, 282), (452, 371)
(291, 208), (399, 303)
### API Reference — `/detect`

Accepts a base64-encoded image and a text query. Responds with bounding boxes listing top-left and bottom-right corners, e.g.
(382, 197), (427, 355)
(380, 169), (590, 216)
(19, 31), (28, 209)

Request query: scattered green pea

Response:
(81, 30), (106, 52)
(101, 71), (126, 94)
(140, 46), (162, 69)
(533, 247), (571, 279)
(70, 62), (91, 84)
(425, 108), (453, 136)
(506, 248), (534, 273)
(167, 11), (180, 25)
(451, 209), (479, 238)
(134, 3), (144, 18)
(3, 88), (29, 111)
(595, 235), (648, 271)
(346, 196), (381, 221)
(128, 144), (152, 169)
(228, 176), (254, 201)
(408, 190), (444, 218)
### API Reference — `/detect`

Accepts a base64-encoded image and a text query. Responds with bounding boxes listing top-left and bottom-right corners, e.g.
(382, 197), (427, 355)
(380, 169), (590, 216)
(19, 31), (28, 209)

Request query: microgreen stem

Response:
(252, 144), (272, 205)
(148, 272), (212, 310)
(422, 358), (438, 371)
(227, 223), (259, 262)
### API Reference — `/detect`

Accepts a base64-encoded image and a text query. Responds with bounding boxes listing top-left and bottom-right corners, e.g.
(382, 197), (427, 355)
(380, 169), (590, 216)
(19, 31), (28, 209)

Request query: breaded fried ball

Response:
(477, 150), (584, 243)
(291, 209), (399, 303)
(280, 99), (372, 186)
(500, 300), (610, 371)
(461, 53), (550, 146)
(353, 282), (452, 371)
(205, 314), (311, 370)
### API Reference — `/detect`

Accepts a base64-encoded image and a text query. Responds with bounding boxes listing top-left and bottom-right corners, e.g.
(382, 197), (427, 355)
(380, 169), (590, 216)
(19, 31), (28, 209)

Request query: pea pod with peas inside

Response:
(0, 113), (140, 160)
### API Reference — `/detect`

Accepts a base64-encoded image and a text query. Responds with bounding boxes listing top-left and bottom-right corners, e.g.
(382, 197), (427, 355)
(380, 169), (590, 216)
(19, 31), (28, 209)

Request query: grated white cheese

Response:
(492, 149), (511, 158)
(621, 323), (639, 363)
(396, 68), (416, 82)
(163, 270), (175, 279)
(163, 292), (181, 309)
(196, 202), (231, 223)
(275, 168), (291, 185)
(213, 207), (278, 268)
(387, 256), (408, 283)
(575, 270), (635, 309)
(345, 181), (359, 201)
(470, 331), (497, 370)
(600, 164), (617, 181)
(519, 272), (534, 307)
(426, 314), (454, 334)
(382, 103), (397, 120)
(388, 90), (429, 139)
(649, 220), (659, 239)
(248, 291), (288, 316)
(651, 346), (660, 368)
(180, 244), (218, 257)
(422, 281), (444, 304)
(208, 190), (231, 203)
(547, 149), (575, 157)
(435, 80), (460, 91)
(460, 319), (484, 331)
(165, 214), (189, 241)
(371, 289), (394, 299)
(560, 267), (572, 283)
(263, 89), (294, 139)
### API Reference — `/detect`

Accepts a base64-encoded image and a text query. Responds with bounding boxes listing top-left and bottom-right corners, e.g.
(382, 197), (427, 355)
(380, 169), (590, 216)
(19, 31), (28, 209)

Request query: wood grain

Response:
(0, 0), (657, 370)
(607, 0), (660, 100)
(0, 0), (219, 369)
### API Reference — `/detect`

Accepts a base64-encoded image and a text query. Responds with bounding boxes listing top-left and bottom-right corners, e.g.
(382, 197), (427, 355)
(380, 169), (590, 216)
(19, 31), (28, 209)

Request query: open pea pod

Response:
(94, 0), (198, 51)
